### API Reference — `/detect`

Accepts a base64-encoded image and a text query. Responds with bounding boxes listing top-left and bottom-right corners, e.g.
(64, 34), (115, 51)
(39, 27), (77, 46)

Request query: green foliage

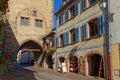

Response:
(0, 0), (6, 12)
(0, 51), (7, 75)
(0, 65), (7, 75)
(47, 47), (56, 53)
(0, 51), (6, 63)
(0, 22), (4, 40)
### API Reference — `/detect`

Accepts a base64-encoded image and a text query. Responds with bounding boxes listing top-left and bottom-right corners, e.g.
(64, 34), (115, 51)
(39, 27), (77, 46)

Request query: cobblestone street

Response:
(0, 65), (105, 80)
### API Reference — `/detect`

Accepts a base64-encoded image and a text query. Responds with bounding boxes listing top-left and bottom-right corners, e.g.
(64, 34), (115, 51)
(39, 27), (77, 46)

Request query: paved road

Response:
(1, 64), (106, 80)
(1, 64), (48, 80)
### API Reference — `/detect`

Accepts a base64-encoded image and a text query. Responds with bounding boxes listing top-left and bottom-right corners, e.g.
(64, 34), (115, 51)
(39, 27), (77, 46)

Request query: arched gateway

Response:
(4, 0), (53, 70)
(17, 40), (43, 65)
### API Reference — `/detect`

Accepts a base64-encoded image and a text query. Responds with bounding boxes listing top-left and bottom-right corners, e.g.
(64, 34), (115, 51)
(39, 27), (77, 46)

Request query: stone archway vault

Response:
(18, 40), (43, 64)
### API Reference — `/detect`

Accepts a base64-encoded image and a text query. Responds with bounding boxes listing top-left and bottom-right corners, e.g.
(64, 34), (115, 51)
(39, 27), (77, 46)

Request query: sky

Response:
(54, 0), (62, 28)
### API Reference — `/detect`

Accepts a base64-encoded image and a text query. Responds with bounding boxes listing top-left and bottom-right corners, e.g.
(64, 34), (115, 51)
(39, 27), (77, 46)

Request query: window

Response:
(81, 14), (104, 40)
(88, 18), (98, 37)
(65, 10), (69, 21)
(60, 34), (64, 46)
(82, 0), (98, 10)
(89, 0), (98, 5)
(70, 29), (76, 43)
(69, 2), (78, 19)
(59, 13), (64, 25)
(33, 11), (37, 16)
(21, 17), (29, 26)
(70, 5), (76, 18)
(35, 20), (42, 27)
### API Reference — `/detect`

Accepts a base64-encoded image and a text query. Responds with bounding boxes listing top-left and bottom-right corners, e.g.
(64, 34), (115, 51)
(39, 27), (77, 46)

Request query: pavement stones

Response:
(1, 65), (106, 80)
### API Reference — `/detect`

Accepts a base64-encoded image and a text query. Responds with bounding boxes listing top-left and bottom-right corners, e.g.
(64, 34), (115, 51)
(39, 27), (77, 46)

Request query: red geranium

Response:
(4, 53), (9, 59)
(0, 61), (4, 64)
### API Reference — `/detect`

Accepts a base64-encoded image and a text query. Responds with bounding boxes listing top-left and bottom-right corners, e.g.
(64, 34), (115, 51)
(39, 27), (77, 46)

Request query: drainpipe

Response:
(99, 0), (112, 79)
(104, 0), (112, 79)
(55, 17), (58, 71)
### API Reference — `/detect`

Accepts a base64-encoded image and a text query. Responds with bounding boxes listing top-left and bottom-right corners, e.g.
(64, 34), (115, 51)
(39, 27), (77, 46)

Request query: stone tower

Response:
(4, 0), (53, 70)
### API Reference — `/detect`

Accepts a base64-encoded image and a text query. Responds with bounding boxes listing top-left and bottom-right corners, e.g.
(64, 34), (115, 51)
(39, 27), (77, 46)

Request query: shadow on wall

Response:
(4, 19), (20, 69)
(36, 50), (46, 67)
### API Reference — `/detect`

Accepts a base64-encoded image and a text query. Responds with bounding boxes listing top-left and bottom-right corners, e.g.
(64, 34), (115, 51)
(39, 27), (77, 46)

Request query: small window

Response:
(70, 5), (75, 18)
(88, 18), (98, 37)
(89, 0), (98, 5)
(82, 0), (98, 10)
(33, 11), (37, 17)
(35, 19), (42, 27)
(59, 34), (64, 46)
(70, 29), (76, 43)
(59, 13), (64, 26)
(21, 17), (29, 26)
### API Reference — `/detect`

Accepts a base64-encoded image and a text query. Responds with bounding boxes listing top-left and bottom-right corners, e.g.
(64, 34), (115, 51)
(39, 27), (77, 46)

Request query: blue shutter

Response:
(98, 14), (105, 34)
(75, 27), (80, 41)
(61, 14), (63, 24)
(82, 0), (86, 10)
(63, 33), (66, 45)
(64, 32), (69, 45)
(82, 24), (87, 40)
(56, 37), (59, 47)
(65, 10), (69, 21)
(75, 1), (78, 15)
(59, 15), (61, 25)
(66, 32), (69, 44)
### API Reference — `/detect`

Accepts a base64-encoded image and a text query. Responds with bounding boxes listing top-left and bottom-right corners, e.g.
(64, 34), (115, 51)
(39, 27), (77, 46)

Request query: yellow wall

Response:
(112, 44), (120, 80)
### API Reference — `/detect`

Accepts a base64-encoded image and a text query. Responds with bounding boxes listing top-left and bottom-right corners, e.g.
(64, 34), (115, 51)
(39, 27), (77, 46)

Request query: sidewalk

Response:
(36, 67), (106, 80)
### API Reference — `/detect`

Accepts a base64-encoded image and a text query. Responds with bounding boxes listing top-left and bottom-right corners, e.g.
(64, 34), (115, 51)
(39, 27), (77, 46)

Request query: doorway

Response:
(88, 54), (104, 78)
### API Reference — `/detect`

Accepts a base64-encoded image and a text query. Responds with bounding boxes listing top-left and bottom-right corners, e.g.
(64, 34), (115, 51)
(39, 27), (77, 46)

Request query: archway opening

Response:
(59, 57), (65, 63)
(46, 54), (53, 69)
(69, 56), (78, 73)
(17, 40), (43, 66)
(57, 57), (65, 72)
(17, 50), (34, 65)
(88, 54), (104, 78)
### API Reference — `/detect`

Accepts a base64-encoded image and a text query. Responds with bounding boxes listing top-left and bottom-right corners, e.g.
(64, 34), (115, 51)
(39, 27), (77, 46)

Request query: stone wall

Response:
(4, 0), (53, 70)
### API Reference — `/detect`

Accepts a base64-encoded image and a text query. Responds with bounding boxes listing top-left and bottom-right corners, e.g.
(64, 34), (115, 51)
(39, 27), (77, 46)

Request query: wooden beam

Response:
(21, 49), (41, 51)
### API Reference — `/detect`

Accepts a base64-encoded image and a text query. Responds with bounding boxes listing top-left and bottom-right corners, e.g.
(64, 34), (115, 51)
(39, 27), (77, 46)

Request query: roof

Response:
(40, 29), (56, 39)
(55, 0), (75, 15)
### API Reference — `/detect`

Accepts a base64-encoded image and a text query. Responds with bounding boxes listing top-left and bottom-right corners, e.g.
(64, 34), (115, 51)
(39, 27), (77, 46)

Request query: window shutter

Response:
(82, 24), (87, 40)
(56, 37), (59, 47)
(64, 32), (69, 45)
(82, 0), (86, 10)
(66, 32), (69, 44)
(75, 27), (80, 41)
(64, 33), (66, 45)
(65, 10), (69, 21)
(59, 15), (61, 25)
(75, 1), (78, 15)
(98, 14), (105, 34)
(61, 14), (63, 24)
